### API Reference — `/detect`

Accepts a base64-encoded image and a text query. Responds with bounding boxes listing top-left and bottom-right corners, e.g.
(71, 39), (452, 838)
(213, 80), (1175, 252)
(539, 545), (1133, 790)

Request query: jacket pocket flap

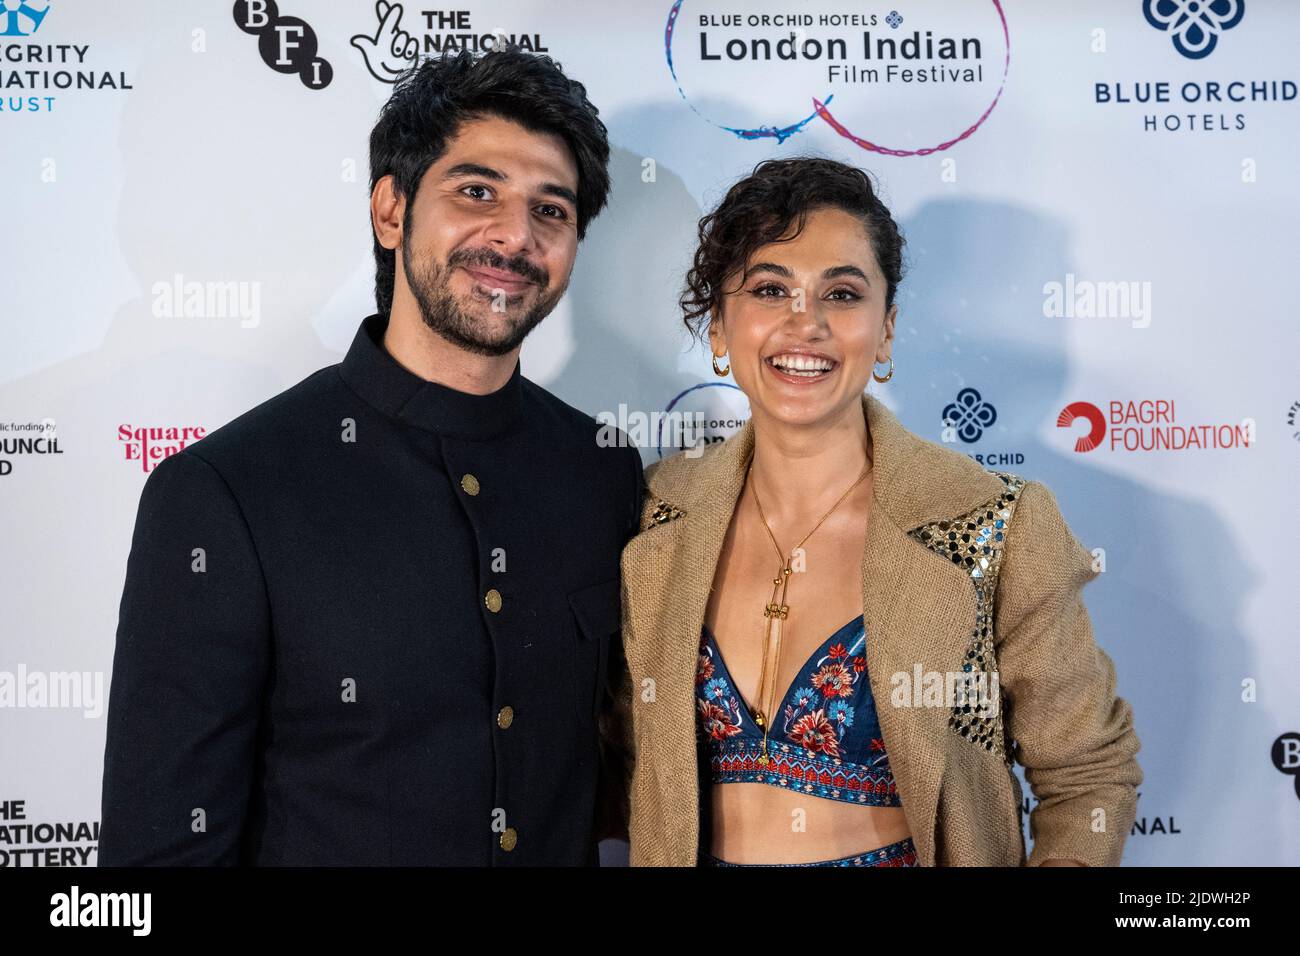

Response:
(568, 578), (621, 641)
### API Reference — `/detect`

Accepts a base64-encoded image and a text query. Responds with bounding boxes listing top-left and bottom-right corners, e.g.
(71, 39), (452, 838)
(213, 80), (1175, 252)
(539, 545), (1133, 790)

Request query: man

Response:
(99, 47), (642, 865)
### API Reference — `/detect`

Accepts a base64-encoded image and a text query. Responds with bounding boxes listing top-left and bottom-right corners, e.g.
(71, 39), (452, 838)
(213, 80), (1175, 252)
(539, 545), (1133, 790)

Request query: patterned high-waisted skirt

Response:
(698, 834), (919, 867)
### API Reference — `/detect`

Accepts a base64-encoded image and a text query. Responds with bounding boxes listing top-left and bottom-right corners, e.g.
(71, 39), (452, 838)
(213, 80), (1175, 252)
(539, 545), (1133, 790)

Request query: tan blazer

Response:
(604, 392), (1142, 866)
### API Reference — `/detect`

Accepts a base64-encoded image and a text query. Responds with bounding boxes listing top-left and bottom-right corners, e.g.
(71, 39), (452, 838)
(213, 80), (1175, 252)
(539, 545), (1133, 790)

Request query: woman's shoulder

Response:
(890, 423), (1093, 581)
(638, 445), (716, 525)
(868, 401), (1030, 524)
(633, 428), (750, 532)
(643, 445), (709, 496)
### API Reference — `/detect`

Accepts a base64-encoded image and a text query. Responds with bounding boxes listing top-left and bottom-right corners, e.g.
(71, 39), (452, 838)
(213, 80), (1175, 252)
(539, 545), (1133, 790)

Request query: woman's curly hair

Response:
(680, 157), (907, 342)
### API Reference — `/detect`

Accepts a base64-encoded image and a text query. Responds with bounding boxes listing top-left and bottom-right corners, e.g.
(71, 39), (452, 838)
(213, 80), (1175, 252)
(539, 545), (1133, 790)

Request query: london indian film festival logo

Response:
(663, 1), (1010, 156)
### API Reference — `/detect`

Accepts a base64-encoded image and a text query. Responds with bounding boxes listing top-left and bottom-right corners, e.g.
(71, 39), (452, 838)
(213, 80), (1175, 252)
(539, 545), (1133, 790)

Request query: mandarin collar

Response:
(339, 313), (523, 440)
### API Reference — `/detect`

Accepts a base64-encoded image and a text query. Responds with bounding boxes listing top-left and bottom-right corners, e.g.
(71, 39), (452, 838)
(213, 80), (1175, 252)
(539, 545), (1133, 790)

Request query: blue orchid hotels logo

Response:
(1142, 0), (1244, 59)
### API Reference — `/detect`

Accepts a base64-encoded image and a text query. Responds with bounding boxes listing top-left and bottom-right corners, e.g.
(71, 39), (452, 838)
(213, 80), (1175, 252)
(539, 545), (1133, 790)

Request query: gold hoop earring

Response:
(712, 353), (730, 377)
(872, 356), (894, 383)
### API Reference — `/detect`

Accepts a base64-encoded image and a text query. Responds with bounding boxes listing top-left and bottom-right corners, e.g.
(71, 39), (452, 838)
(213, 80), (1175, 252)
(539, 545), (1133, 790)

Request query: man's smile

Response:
(460, 264), (535, 295)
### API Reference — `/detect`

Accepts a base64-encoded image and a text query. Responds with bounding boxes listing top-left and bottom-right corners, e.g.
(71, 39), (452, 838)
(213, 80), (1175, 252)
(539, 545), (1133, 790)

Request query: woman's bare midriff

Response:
(709, 784), (912, 863)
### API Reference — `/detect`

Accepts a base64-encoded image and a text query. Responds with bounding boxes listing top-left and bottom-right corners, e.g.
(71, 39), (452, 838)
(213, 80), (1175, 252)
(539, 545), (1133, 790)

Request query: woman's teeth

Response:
(769, 355), (834, 377)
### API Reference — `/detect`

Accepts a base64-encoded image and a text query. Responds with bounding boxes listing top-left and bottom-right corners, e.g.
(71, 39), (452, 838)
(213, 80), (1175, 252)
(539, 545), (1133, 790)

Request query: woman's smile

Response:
(764, 350), (840, 385)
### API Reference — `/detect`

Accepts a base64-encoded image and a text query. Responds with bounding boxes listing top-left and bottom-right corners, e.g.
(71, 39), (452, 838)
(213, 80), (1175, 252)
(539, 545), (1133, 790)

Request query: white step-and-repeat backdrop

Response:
(1, 0), (1296, 865)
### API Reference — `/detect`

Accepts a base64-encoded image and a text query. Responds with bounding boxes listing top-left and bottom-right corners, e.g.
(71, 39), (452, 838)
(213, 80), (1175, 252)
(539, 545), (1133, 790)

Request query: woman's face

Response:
(709, 205), (897, 430)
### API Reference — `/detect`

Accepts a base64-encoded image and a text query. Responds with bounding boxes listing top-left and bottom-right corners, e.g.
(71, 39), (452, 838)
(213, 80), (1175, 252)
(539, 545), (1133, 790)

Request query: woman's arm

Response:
(995, 479), (1143, 867)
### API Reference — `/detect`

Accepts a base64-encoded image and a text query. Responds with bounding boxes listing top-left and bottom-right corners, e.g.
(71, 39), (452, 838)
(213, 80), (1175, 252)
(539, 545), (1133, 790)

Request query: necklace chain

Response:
(745, 456), (871, 765)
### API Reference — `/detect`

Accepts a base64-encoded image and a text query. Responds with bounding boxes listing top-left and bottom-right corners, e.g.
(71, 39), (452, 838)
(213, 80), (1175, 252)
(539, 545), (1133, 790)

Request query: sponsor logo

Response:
(0, 798), (101, 869)
(1093, 1), (1293, 133)
(1057, 399), (1253, 452)
(117, 424), (206, 473)
(1142, 0), (1244, 59)
(663, 0), (1010, 154)
(233, 0), (333, 89)
(1, 0), (49, 36)
(1272, 732), (1300, 799)
(940, 388), (1025, 468)
(351, 1), (551, 84)
(0, 1), (134, 115)
(655, 382), (749, 458)
(942, 387), (997, 443)
(0, 418), (61, 476)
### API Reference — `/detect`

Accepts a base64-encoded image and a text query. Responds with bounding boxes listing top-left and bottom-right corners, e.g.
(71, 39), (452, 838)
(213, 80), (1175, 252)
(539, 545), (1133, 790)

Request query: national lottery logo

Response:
(349, 1), (554, 85)
(351, 1), (419, 83)
(1142, 0), (1244, 60)
(663, 0), (1010, 155)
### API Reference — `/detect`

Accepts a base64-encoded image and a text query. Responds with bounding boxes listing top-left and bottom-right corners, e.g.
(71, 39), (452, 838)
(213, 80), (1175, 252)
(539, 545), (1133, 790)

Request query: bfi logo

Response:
(233, 0), (334, 89)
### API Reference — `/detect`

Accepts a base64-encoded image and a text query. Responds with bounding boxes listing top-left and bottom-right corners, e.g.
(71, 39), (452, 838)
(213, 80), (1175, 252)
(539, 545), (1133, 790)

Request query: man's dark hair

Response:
(368, 45), (612, 316)
(680, 157), (907, 343)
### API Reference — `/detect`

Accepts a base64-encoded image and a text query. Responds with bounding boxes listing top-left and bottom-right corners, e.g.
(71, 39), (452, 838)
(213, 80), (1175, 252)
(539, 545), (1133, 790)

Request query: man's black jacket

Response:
(99, 314), (643, 865)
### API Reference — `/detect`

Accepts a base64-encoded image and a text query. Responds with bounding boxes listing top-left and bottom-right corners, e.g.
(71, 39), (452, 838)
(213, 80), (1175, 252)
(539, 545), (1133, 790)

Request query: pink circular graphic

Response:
(811, 1), (1011, 156)
(666, 1), (1012, 156)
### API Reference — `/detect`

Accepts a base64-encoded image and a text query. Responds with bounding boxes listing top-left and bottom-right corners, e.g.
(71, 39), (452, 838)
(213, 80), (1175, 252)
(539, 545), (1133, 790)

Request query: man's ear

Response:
(371, 175), (404, 252)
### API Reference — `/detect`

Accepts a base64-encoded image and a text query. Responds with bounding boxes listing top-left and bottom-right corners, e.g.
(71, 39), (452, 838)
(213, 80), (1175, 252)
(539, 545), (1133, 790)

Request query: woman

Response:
(606, 157), (1142, 867)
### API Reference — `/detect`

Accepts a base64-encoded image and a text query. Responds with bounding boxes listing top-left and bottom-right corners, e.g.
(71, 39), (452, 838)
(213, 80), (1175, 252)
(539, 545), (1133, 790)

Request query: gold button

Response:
(497, 705), (514, 729)
(484, 588), (502, 613)
(500, 827), (518, 852)
(460, 473), (480, 496)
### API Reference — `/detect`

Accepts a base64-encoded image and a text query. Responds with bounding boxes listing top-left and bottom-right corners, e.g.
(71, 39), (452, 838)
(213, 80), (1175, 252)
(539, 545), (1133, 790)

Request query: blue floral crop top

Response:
(695, 616), (901, 807)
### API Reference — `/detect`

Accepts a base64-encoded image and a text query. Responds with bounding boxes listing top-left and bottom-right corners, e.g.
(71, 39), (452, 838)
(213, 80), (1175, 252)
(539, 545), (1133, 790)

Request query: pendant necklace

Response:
(746, 457), (871, 767)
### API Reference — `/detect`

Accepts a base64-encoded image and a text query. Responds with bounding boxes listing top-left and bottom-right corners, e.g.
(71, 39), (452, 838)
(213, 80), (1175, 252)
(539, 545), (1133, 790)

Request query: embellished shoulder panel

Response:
(906, 471), (1028, 763)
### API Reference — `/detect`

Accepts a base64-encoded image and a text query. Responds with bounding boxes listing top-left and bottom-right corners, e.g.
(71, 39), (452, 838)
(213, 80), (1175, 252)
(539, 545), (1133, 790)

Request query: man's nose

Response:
(481, 199), (537, 259)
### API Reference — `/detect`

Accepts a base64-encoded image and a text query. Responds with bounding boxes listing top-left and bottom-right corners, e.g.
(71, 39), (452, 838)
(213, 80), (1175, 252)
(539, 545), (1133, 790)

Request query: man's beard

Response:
(401, 232), (566, 357)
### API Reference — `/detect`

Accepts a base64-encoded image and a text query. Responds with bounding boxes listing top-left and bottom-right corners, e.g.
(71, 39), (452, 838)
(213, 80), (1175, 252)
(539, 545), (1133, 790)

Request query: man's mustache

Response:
(449, 248), (548, 288)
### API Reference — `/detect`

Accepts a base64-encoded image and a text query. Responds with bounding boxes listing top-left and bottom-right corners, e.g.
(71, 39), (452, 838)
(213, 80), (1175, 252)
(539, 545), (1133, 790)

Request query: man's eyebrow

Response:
(443, 163), (578, 209)
(443, 162), (505, 183)
(539, 182), (578, 209)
